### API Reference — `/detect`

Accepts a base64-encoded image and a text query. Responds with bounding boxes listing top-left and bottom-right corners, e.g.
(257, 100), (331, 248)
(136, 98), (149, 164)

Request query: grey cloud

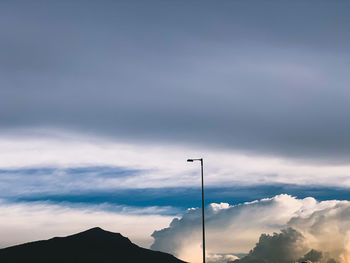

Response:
(233, 232), (337, 263)
(234, 236), (339, 263)
(298, 249), (323, 263)
(1, 1), (350, 161)
(232, 228), (307, 263)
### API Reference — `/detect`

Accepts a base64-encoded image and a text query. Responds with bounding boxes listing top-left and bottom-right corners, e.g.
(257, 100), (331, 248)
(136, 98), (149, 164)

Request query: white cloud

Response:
(287, 202), (350, 263)
(207, 253), (239, 263)
(0, 199), (172, 249)
(1, 128), (350, 190)
(151, 195), (349, 263)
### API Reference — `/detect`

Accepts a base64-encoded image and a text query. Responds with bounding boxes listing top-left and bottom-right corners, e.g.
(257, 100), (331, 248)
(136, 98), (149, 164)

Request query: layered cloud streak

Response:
(2, 130), (350, 193)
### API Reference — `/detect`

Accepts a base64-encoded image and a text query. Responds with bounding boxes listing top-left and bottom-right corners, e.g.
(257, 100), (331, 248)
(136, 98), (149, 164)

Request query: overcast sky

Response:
(1, 0), (350, 160)
(1, 1), (350, 262)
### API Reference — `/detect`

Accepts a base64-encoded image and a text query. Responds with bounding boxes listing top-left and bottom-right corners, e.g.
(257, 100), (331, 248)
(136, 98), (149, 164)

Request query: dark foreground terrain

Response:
(0, 227), (187, 263)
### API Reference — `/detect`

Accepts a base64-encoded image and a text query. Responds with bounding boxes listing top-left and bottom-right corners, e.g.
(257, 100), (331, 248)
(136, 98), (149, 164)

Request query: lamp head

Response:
(187, 159), (194, 162)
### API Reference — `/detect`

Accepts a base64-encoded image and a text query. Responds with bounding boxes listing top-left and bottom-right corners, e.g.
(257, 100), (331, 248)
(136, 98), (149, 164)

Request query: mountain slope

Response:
(0, 227), (187, 263)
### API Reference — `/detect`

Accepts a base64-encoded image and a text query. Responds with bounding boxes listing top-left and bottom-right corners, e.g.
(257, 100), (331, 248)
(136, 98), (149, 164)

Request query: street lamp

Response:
(187, 158), (205, 263)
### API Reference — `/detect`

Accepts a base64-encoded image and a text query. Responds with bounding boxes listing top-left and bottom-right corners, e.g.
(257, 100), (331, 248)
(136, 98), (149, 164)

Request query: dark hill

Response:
(0, 227), (187, 263)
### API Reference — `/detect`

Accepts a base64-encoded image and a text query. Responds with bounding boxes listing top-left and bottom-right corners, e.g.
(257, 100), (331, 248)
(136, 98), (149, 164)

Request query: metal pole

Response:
(201, 158), (206, 263)
(187, 158), (206, 263)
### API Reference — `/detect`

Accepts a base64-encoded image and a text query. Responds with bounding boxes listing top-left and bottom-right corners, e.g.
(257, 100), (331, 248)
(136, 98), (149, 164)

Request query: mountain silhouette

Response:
(0, 227), (187, 263)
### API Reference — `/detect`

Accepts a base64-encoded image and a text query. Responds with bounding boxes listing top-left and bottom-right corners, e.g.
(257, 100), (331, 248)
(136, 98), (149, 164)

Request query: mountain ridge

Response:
(0, 227), (187, 263)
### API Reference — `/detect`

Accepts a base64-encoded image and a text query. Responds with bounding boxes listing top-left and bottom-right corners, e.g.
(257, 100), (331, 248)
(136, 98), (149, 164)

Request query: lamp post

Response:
(187, 158), (205, 263)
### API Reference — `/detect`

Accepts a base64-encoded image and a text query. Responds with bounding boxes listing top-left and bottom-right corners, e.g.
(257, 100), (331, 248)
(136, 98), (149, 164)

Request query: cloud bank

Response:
(151, 195), (350, 263)
(1, 1), (350, 161)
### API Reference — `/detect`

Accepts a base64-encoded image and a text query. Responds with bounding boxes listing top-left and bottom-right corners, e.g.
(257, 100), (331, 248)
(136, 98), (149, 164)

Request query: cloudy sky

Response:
(1, 1), (350, 262)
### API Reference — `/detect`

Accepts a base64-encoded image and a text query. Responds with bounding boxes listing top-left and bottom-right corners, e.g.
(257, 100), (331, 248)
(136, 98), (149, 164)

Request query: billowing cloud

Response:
(151, 195), (350, 263)
(232, 231), (336, 263)
(298, 249), (324, 263)
(233, 228), (307, 263)
(287, 201), (350, 263)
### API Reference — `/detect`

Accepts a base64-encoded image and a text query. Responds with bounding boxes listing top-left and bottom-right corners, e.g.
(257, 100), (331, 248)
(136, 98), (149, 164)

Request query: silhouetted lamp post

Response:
(187, 158), (205, 263)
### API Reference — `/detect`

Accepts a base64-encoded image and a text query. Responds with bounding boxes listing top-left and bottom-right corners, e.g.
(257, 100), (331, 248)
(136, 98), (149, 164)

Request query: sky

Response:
(1, 1), (350, 262)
